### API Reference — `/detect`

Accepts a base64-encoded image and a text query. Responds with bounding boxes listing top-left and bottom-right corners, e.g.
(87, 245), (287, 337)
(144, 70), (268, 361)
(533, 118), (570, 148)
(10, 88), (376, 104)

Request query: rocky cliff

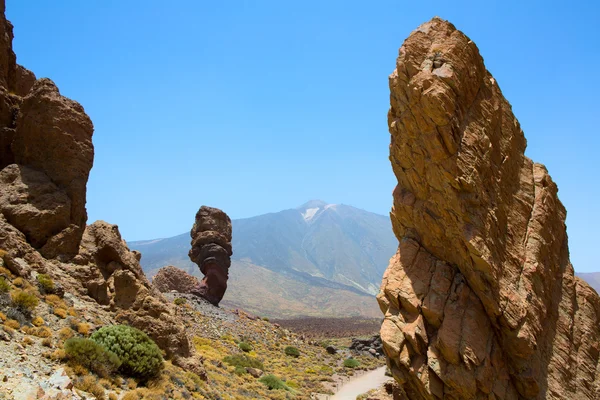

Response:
(0, 0), (200, 376)
(377, 17), (600, 399)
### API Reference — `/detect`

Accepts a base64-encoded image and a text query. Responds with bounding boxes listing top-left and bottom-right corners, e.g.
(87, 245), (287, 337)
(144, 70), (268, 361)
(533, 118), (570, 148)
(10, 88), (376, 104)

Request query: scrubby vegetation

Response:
(10, 289), (39, 313)
(343, 357), (360, 368)
(284, 345), (300, 357)
(223, 353), (264, 370)
(238, 341), (252, 352)
(36, 274), (55, 293)
(64, 337), (121, 377)
(259, 374), (292, 391)
(0, 266), (384, 399)
(173, 297), (186, 306)
(0, 276), (9, 293)
(91, 325), (164, 379)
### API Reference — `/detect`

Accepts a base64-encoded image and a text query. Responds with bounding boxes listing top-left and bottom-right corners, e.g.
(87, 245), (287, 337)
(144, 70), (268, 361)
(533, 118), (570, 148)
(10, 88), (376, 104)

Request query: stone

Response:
(46, 368), (73, 390)
(0, 164), (71, 250)
(12, 78), (94, 259)
(378, 17), (600, 399)
(326, 345), (337, 354)
(246, 367), (264, 378)
(188, 206), (232, 306)
(152, 265), (201, 294)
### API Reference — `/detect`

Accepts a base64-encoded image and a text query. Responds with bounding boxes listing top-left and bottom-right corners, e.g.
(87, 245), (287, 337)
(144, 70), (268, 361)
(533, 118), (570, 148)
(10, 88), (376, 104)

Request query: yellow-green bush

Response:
(91, 325), (163, 379)
(222, 354), (264, 370)
(343, 358), (360, 368)
(64, 337), (121, 378)
(284, 346), (300, 357)
(0, 276), (10, 293)
(10, 290), (38, 312)
(258, 374), (291, 391)
(238, 341), (252, 352)
(36, 274), (55, 293)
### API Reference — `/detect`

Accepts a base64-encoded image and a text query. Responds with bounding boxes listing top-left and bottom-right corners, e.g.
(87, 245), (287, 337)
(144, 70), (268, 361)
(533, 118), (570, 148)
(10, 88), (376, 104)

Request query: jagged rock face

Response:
(188, 206), (232, 306)
(69, 221), (194, 363)
(378, 17), (600, 399)
(152, 265), (201, 294)
(0, 1), (93, 259)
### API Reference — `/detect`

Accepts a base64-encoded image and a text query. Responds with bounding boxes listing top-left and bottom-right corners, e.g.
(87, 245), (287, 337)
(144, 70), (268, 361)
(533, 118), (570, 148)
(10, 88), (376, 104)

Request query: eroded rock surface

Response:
(153, 265), (201, 294)
(378, 17), (600, 399)
(0, 1), (93, 259)
(188, 206), (232, 306)
(67, 221), (196, 367)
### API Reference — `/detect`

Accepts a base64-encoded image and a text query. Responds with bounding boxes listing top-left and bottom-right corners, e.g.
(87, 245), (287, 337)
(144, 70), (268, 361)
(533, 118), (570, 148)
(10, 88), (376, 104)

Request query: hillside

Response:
(129, 201), (397, 318)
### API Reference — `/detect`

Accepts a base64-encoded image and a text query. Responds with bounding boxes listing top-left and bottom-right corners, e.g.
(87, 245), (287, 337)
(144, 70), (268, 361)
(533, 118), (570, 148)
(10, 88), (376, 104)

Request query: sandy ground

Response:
(314, 366), (391, 400)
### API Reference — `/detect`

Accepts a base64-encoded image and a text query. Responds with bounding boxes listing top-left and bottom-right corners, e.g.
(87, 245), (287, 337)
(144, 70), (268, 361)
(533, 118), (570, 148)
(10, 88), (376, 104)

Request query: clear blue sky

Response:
(6, 1), (599, 272)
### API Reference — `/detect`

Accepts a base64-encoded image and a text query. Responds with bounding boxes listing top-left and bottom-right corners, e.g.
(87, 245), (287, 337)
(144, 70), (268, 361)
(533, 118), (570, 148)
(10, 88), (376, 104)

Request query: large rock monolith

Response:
(188, 206), (232, 306)
(378, 17), (600, 399)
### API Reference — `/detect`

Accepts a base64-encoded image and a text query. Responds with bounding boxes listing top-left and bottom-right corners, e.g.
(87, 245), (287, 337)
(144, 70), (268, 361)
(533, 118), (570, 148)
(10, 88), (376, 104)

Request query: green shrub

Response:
(64, 337), (121, 377)
(238, 342), (252, 352)
(234, 365), (247, 376)
(36, 274), (55, 293)
(343, 358), (360, 368)
(11, 290), (38, 313)
(91, 325), (163, 379)
(174, 298), (186, 306)
(222, 354), (264, 370)
(0, 276), (9, 293)
(284, 346), (300, 357)
(262, 317), (269, 322)
(259, 374), (291, 391)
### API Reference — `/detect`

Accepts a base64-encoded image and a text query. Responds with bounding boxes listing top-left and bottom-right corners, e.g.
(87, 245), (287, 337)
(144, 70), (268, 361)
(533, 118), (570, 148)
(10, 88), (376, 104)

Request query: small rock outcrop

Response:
(188, 206), (232, 306)
(68, 221), (195, 366)
(0, 1), (93, 260)
(152, 265), (201, 294)
(378, 17), (600, 399)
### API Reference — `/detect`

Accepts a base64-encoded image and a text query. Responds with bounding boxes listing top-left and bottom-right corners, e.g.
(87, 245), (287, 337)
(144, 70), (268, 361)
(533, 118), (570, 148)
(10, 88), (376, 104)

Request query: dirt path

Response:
(315, 366), (391, 400)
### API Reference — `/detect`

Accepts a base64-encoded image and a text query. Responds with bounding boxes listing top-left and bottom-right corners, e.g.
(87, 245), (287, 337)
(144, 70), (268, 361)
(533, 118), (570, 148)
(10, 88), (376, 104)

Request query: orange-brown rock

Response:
(69, 221), (195, 363)
(188, 206), (232, 306)
(378, 17), (600, 399)
(152, 265), (201, 294)
(0, 0), (93, 259)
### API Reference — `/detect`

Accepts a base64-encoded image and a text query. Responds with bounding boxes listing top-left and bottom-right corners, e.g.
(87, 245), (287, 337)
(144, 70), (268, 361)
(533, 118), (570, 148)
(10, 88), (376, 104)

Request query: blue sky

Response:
(6, 1), (599, 272)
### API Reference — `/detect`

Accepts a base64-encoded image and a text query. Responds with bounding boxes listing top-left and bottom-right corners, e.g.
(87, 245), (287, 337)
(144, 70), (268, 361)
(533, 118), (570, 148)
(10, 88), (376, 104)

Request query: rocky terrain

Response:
(378, 17), (600, 399)
(0, 2), (386, 398)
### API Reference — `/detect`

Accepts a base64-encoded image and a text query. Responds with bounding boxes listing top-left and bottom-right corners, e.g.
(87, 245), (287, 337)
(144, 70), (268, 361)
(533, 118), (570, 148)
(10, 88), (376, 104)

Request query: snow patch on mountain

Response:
(302, 207), (320, 222)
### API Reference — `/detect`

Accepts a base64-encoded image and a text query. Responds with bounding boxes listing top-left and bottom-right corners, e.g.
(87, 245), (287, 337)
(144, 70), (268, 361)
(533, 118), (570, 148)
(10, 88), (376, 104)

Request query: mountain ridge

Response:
(129, 200), (397, 318)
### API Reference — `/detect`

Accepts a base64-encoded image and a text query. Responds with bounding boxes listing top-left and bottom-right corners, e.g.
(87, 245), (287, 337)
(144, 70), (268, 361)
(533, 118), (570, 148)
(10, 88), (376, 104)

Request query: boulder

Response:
(152, 265), (201, 294)
(188, 206), (232, 306)
(378, 17), (600, 399)
(12, 78), (93, 258)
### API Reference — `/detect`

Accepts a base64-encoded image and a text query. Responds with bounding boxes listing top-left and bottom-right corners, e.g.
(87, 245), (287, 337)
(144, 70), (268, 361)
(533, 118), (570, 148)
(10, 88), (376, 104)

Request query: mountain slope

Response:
(131, 201), (397, 293)
(129, 201), (397, 317)
(576, 272), (600, 295)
